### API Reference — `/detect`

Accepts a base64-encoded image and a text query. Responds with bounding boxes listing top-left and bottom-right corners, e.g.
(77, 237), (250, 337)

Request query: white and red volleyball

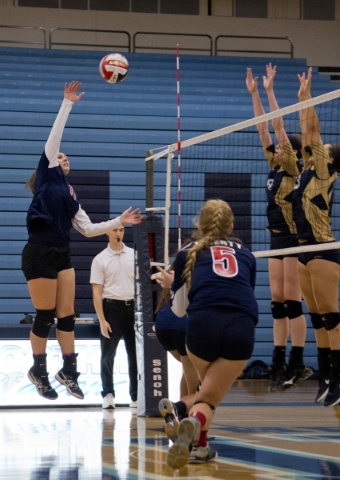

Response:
(99, 53), (129, 84)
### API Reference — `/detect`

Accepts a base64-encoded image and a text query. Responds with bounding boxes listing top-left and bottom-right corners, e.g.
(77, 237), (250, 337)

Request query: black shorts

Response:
(298, 247), (340, 266)
(22, 242), (73, 281)
(186, 309), (255, 362)
(270, 233), (298, 259)
(156, 329), (187, 356)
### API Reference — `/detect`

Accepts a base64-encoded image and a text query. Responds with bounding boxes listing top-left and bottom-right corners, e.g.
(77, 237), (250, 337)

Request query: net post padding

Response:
(133, 216), (168, 417)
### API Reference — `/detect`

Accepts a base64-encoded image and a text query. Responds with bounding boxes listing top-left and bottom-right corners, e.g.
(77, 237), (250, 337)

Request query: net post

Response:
(164, 150), (173, 266)
(146, 150), (154, 217)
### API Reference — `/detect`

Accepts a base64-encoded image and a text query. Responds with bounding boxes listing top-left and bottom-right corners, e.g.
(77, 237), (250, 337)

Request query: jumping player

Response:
(295, 67), (340, 406)
(161, 199), (258, 468)
(246, 65), (311, 391)
(22, 81), (142, 401)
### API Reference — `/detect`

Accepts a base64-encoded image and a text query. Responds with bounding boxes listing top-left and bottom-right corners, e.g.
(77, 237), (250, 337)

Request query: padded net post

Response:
(133, 216), (168, 416)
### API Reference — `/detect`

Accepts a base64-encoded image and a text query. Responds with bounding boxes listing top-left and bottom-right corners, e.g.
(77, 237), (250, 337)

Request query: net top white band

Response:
(145, 88), (340, 162)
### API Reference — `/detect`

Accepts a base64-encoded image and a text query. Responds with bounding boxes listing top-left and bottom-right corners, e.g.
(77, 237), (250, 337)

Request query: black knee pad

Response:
(32, 309), (55, 338)
(309, 312), (324, 330)
(284, 300), (303, 320)
(322, 312), (340, 331)
(56, 314), (76, 332)
(271, 301), (286, 319)
(194, 400), (215, 414)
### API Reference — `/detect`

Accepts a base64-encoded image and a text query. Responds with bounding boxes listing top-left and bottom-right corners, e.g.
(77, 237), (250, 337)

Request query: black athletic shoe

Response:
(55, 370), (84, 400)
(324, 374), (340, 407)
(27, 368), (58, 400)
(315, 378), (329, 403)
(268, 364), (287, 392)
(280, 364), (313, 390)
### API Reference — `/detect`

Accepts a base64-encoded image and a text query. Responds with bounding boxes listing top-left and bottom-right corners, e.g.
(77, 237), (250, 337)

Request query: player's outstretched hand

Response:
(120, 207), (143, 225)
(156, 266), (174, 289)
(64, 81), (85, 103)
(263, 63), (277, 91)
(246, 68), (258, 95)
(297, 67), (312, 101)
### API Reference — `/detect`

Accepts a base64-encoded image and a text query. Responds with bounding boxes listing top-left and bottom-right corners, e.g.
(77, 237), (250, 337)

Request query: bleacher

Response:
(1, 46), (339, 369)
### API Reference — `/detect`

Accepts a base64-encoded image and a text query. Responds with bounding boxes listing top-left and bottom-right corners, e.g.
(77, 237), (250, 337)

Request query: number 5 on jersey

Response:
(210, 246), (239, 277)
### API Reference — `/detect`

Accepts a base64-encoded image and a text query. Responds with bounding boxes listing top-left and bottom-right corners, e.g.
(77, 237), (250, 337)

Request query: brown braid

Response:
(26, 171), (37, 194)
(155, 287), (171, 313)
(182, 199), (234, 288)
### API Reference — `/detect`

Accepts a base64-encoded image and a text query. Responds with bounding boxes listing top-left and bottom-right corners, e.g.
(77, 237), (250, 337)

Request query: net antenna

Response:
(146, 45), (181, 276)
(176, 44), (182, 252)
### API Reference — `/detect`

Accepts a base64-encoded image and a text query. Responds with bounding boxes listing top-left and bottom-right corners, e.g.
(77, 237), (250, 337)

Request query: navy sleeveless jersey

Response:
(26, 151), (80, 246)
(266, 161), (302, 235)
(172, 240), (258, 323)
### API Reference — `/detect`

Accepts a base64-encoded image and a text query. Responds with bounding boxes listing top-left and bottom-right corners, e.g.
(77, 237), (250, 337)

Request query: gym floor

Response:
(1, 379), (339, 479)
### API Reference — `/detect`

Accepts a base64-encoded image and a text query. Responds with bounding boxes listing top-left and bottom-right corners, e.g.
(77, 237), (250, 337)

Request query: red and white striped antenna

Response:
(176, 44), (182, 251)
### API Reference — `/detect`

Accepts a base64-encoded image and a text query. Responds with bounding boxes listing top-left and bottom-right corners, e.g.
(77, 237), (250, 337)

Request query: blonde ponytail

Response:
(182, 199), (234, 288)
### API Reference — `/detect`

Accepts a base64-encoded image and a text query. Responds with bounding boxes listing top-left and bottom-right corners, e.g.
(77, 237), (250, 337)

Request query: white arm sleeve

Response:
(72, 206), (122, 237)
(171, 283), (189, 317)
(45, 99), (74, 168)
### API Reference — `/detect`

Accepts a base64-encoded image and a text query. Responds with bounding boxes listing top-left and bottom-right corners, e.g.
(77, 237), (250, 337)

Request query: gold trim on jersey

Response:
(299, 139), (337, 243)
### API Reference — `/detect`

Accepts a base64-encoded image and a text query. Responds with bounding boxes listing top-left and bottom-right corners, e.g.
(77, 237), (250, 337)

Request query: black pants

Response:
(101, 299), (138, 401)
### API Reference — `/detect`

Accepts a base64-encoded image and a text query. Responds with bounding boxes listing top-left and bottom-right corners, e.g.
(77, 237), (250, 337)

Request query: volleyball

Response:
(99, 53), (129, 84)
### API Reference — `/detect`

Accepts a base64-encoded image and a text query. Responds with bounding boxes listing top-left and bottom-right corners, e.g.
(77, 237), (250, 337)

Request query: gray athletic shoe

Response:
(55, 370), (84, 400)
(189, 445), (218, 463)
(167, 416), (200, 469)
(158, 398), (180, 441)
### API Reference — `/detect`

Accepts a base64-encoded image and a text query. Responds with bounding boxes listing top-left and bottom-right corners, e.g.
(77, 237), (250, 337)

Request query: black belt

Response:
(104, 298), (134, 306)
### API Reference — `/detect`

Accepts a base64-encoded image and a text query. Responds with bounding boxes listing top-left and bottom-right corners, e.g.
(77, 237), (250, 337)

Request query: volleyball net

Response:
(145, 87), (340, 265)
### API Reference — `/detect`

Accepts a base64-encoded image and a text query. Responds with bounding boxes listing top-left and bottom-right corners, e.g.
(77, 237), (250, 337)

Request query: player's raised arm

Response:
(45, 81), (85, 168)
(263, 63), (289, 147)
(246, 67), (272, 149)
(298, 67), (320, 146)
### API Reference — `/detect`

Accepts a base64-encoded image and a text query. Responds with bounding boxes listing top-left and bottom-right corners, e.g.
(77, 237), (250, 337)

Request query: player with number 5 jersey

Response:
(163, 199), (258, 469)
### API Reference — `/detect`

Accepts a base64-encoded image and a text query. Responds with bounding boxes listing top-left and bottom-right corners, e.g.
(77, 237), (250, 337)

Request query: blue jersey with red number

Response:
(172, 240), (258, 323)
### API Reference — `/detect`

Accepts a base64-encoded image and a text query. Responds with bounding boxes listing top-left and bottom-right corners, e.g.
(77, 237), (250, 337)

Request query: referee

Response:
(90, 226), (138, 409)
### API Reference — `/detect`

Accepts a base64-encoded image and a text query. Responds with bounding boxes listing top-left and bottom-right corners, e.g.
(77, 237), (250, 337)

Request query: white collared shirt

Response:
(90, 242), (134, 300)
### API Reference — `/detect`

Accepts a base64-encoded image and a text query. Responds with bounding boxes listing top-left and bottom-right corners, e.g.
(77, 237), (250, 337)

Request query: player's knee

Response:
(309, 312), (324, 330)
(284, 300), (303, 320)
(56, 314), (76, 332)
(32, 309), (55, 338)
(193, 400), (215, 414)
(271, 301), (286, 319)
(322, 312), (340, 331)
